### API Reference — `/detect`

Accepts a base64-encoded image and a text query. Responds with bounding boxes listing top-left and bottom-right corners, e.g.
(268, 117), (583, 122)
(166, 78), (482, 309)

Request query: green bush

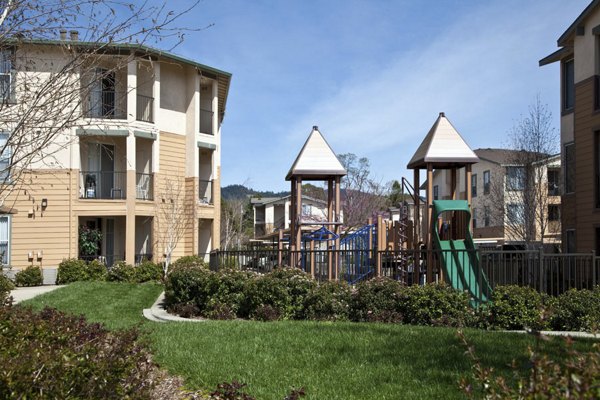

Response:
(304, 280), (353, 321)
(171, 255), (208, 270)
(0, 274), (14, 305)
(134, 260), (163, 283)
(86, 259), (108, 281)
(165, 265), (217, 315)
(0, 306), (155, 398)
(56, 258), (87, 284)
(551, 288), (600, 332)
(400, 283), (473, 327)
(486, 285), (549, 330)
(14, 266), (43, 287)
(242, 268), (315, 320)
(107, 261), (137, 283)
(351, 278), (405, 322)
(207, 268), (254, 316)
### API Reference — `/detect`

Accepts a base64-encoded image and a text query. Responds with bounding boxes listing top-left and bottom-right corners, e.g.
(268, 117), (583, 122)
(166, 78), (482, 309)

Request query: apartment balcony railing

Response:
(84, 90), (126, 119)
(136, 172), (154, 200)
(80, 171), (127, 200)
(200, 108), (214, 135)
(136, 94), (154, 123)
(79, 254), (124, 268)
(199, 179), (213, 204)
(548, 184), (560, 197)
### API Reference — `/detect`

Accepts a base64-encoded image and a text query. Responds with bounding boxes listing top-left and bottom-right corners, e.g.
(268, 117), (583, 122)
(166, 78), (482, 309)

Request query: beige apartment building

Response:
(0, 36), (230, 280)
(429, 148), (561, 249)
(540, 0), (600, 252)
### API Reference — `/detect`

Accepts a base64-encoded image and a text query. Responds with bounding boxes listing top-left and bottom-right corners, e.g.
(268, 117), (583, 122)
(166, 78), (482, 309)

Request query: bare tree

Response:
(220, 196), (251, 250)
(337, 153), (388, 229)
(0, 0), (204, 205)
(487, 96), (559, 247)
(155, 176), (191, 276)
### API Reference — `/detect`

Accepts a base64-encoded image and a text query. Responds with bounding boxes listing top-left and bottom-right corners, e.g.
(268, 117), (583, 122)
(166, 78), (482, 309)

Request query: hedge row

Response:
(56, 258), (163, 284)
(165, 266), (600, 331)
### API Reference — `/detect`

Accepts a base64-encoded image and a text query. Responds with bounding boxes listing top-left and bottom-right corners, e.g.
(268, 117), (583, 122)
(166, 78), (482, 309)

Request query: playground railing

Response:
(206, 248), (599, 295)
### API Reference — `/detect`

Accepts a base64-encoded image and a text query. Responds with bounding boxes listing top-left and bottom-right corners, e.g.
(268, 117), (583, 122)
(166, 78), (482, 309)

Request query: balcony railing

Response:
(136, 172), (154, 200)
(84, 90), (126, 119)
(136, 94), (154, 123)
(79, 254), (124, 268)
(80, 171), (127, 200)
(200, 108), (214, 135)
(199, 179), (213, 204)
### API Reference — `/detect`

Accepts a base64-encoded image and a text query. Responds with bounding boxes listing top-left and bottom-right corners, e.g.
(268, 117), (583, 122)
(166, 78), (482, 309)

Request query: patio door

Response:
(105, 218), (115, 267)
(88, 143), (115, 198)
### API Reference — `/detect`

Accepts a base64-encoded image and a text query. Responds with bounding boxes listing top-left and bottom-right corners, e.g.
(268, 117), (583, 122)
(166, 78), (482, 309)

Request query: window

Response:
(506, 167), (525, 191)
(565, 229), (575, 253)
(0, 133), (10, 184)
(0, 215), (10, 264)
(483, 170), (490, 195)
(433, 185), (439, 200)
(0, 49), (14, 103)
(547, 168), (560, 196)
(507, 203), (524, 224)
(471, 174), (477, 197)
(563, 58), (574, 111)
(472, 208), (477, 229)
(484, 206), (490, 227)
(565, 143), (575, 194)
(548, 204), (560, 221)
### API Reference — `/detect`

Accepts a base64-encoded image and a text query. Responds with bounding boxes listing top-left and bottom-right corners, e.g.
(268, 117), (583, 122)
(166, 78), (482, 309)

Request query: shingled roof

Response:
(407, 112), (479, 169)
(286, 126), (347, 181)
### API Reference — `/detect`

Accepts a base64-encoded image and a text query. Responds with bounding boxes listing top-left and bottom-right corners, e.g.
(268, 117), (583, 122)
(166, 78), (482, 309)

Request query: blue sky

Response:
(173, 0), (588, 191)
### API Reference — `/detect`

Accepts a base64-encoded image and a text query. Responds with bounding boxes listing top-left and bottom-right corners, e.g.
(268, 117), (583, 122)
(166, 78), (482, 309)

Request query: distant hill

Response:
(221, 184), (289, 201)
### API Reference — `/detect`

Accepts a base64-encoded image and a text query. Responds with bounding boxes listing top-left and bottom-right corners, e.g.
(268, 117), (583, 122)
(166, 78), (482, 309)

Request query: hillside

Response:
(221, 184), (289, 201)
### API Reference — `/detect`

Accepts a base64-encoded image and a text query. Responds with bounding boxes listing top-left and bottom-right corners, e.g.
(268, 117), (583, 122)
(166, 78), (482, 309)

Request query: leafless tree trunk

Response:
(220, 197), (250, 250)
(0, 0), (204, 206)
(155, 176), (191, 277)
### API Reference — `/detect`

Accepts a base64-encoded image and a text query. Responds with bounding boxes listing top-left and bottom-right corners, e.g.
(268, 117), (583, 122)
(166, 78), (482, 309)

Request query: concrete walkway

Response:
(9, 285), (65, 304)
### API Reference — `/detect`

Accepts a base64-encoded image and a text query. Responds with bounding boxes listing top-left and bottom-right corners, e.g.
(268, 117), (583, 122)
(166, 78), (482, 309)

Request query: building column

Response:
(126, 133), (137, 265)
(426, 163), (433, 283)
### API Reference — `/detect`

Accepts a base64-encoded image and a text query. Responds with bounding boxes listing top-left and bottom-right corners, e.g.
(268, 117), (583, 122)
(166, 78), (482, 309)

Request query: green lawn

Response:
(21, 282), (597, 400)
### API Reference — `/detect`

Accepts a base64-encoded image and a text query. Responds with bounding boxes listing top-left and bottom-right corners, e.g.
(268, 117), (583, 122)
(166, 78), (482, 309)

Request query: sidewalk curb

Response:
(143, 292), (207, 323)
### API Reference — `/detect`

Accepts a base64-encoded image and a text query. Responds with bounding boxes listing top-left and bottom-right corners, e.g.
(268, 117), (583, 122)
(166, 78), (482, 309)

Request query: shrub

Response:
(351, 277), (405, 322)
(242, 268), (315, 320)
(400, 283), (473, 327)
(134, 260), (163, 283)
(14, 265), (43, 287)
(171, 255), (208, 270)
(0, 274), (14, 304)
(207, 268), (254, 316)
(86, 259), (108, 281)
(164, 266), (217, 316)
(107, 261), (137, 283)
(486, 285), (549, 330)
(551, 288), (600, 332)
(304, 280), (353, 321)
(56, 258), (87, 284)
(0, 306), (155, 399)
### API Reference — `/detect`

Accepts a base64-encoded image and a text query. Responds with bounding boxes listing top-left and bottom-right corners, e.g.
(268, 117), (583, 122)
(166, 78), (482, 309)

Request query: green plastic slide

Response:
(432, 200), (492, 306)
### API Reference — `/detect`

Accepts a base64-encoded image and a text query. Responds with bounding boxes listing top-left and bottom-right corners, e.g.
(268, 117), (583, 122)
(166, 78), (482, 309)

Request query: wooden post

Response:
(427, 163), (433, 283)
(290, 178), (297, 267)
(296, 178), (303, 267)
(377, 215), (384, 277)
(310, 240), (315, 279)
(334, 176), (341, 280)
(328, 179), (334, 280)
(466, 164), (472, 232)
(413, 168), (420, 285)
(277, 230), (283, 266)
(451, 168), (457, 200)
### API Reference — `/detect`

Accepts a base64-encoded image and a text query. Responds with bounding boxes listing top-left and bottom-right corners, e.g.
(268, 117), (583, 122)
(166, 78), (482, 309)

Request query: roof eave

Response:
(557, 0), (600, 46)
(539, 46), (573, 66)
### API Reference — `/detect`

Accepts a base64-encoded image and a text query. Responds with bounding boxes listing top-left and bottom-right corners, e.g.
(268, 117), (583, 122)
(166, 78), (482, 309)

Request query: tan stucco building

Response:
(0, 37), (230, 281)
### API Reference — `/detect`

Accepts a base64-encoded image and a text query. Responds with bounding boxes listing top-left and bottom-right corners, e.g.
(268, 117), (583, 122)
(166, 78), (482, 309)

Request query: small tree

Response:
(155, 176), (190, 277)
(338, 153), (388, 228)
(220, 196), (252, 250)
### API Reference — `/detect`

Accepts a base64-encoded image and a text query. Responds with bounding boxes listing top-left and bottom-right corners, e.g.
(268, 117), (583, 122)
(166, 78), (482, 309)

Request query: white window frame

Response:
(0, 215), (11, 265)
(0, 132), (11, 184)
(0, 49), (14, 103)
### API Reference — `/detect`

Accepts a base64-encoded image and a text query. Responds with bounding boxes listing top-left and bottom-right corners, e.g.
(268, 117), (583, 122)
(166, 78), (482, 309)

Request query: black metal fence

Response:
(136, 94), (154, 123)
(80, 171), (127, 199)
(208, 248), (600, 296)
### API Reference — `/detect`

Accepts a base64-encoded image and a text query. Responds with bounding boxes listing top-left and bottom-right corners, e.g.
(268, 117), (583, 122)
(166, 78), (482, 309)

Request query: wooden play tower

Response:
(286, 126), (347, 277)
(407, 112), (479, 283)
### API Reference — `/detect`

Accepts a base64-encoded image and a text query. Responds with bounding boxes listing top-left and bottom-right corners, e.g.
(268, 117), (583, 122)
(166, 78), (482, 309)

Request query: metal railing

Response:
(207, 248), (600, 296)
(200, 108), (214, 135)
(199, 179), (213, 204)
(79, 254), (124, 268)
(136, 94), (154, 123)
(135, 253), (153, 265)
(136, 172), (153, 200)
(80, 171), (127, 199)
(84, 90), (126, 119)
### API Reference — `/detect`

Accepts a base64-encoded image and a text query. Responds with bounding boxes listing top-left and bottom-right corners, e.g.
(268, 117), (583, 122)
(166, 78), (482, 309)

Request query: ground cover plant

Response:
(22, 281), (599, 400)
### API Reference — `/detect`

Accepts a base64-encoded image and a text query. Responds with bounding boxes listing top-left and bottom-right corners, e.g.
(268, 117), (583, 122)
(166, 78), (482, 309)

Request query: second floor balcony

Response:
(83, 90), (127, 119)
(199, 179), (213, 205)
(200, 108), (214, 135)
(136, 94), (154, 123)
(80, 171), (127, 200)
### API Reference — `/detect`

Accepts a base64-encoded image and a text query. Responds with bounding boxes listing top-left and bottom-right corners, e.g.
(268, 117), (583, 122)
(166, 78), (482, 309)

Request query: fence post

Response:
(592, 250), (597, 288)
(538, 247), (544, 293)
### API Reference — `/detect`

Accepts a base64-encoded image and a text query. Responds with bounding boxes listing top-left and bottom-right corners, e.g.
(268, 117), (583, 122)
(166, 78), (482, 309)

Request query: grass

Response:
(20, 282), (598, 400)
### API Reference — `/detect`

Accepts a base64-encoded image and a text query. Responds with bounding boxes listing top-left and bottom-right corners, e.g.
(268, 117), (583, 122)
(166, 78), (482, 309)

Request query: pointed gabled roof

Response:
(286, 126), (347, 181)
(407, 112), (479, 169)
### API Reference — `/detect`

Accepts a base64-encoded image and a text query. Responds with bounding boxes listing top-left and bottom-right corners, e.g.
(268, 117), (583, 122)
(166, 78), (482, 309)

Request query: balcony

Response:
(84, 90), (126, 119)
(199, 179), (213, 204)
(200, 108), (214, 135)
(136, 172), (154, 200)
(136, 94), (154, 123)
(80, 171), (127, 200)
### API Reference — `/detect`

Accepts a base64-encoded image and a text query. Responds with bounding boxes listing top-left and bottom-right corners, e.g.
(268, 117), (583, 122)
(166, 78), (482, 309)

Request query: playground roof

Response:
(407, 112), (479, 169)
(286, 126), (347, 181)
